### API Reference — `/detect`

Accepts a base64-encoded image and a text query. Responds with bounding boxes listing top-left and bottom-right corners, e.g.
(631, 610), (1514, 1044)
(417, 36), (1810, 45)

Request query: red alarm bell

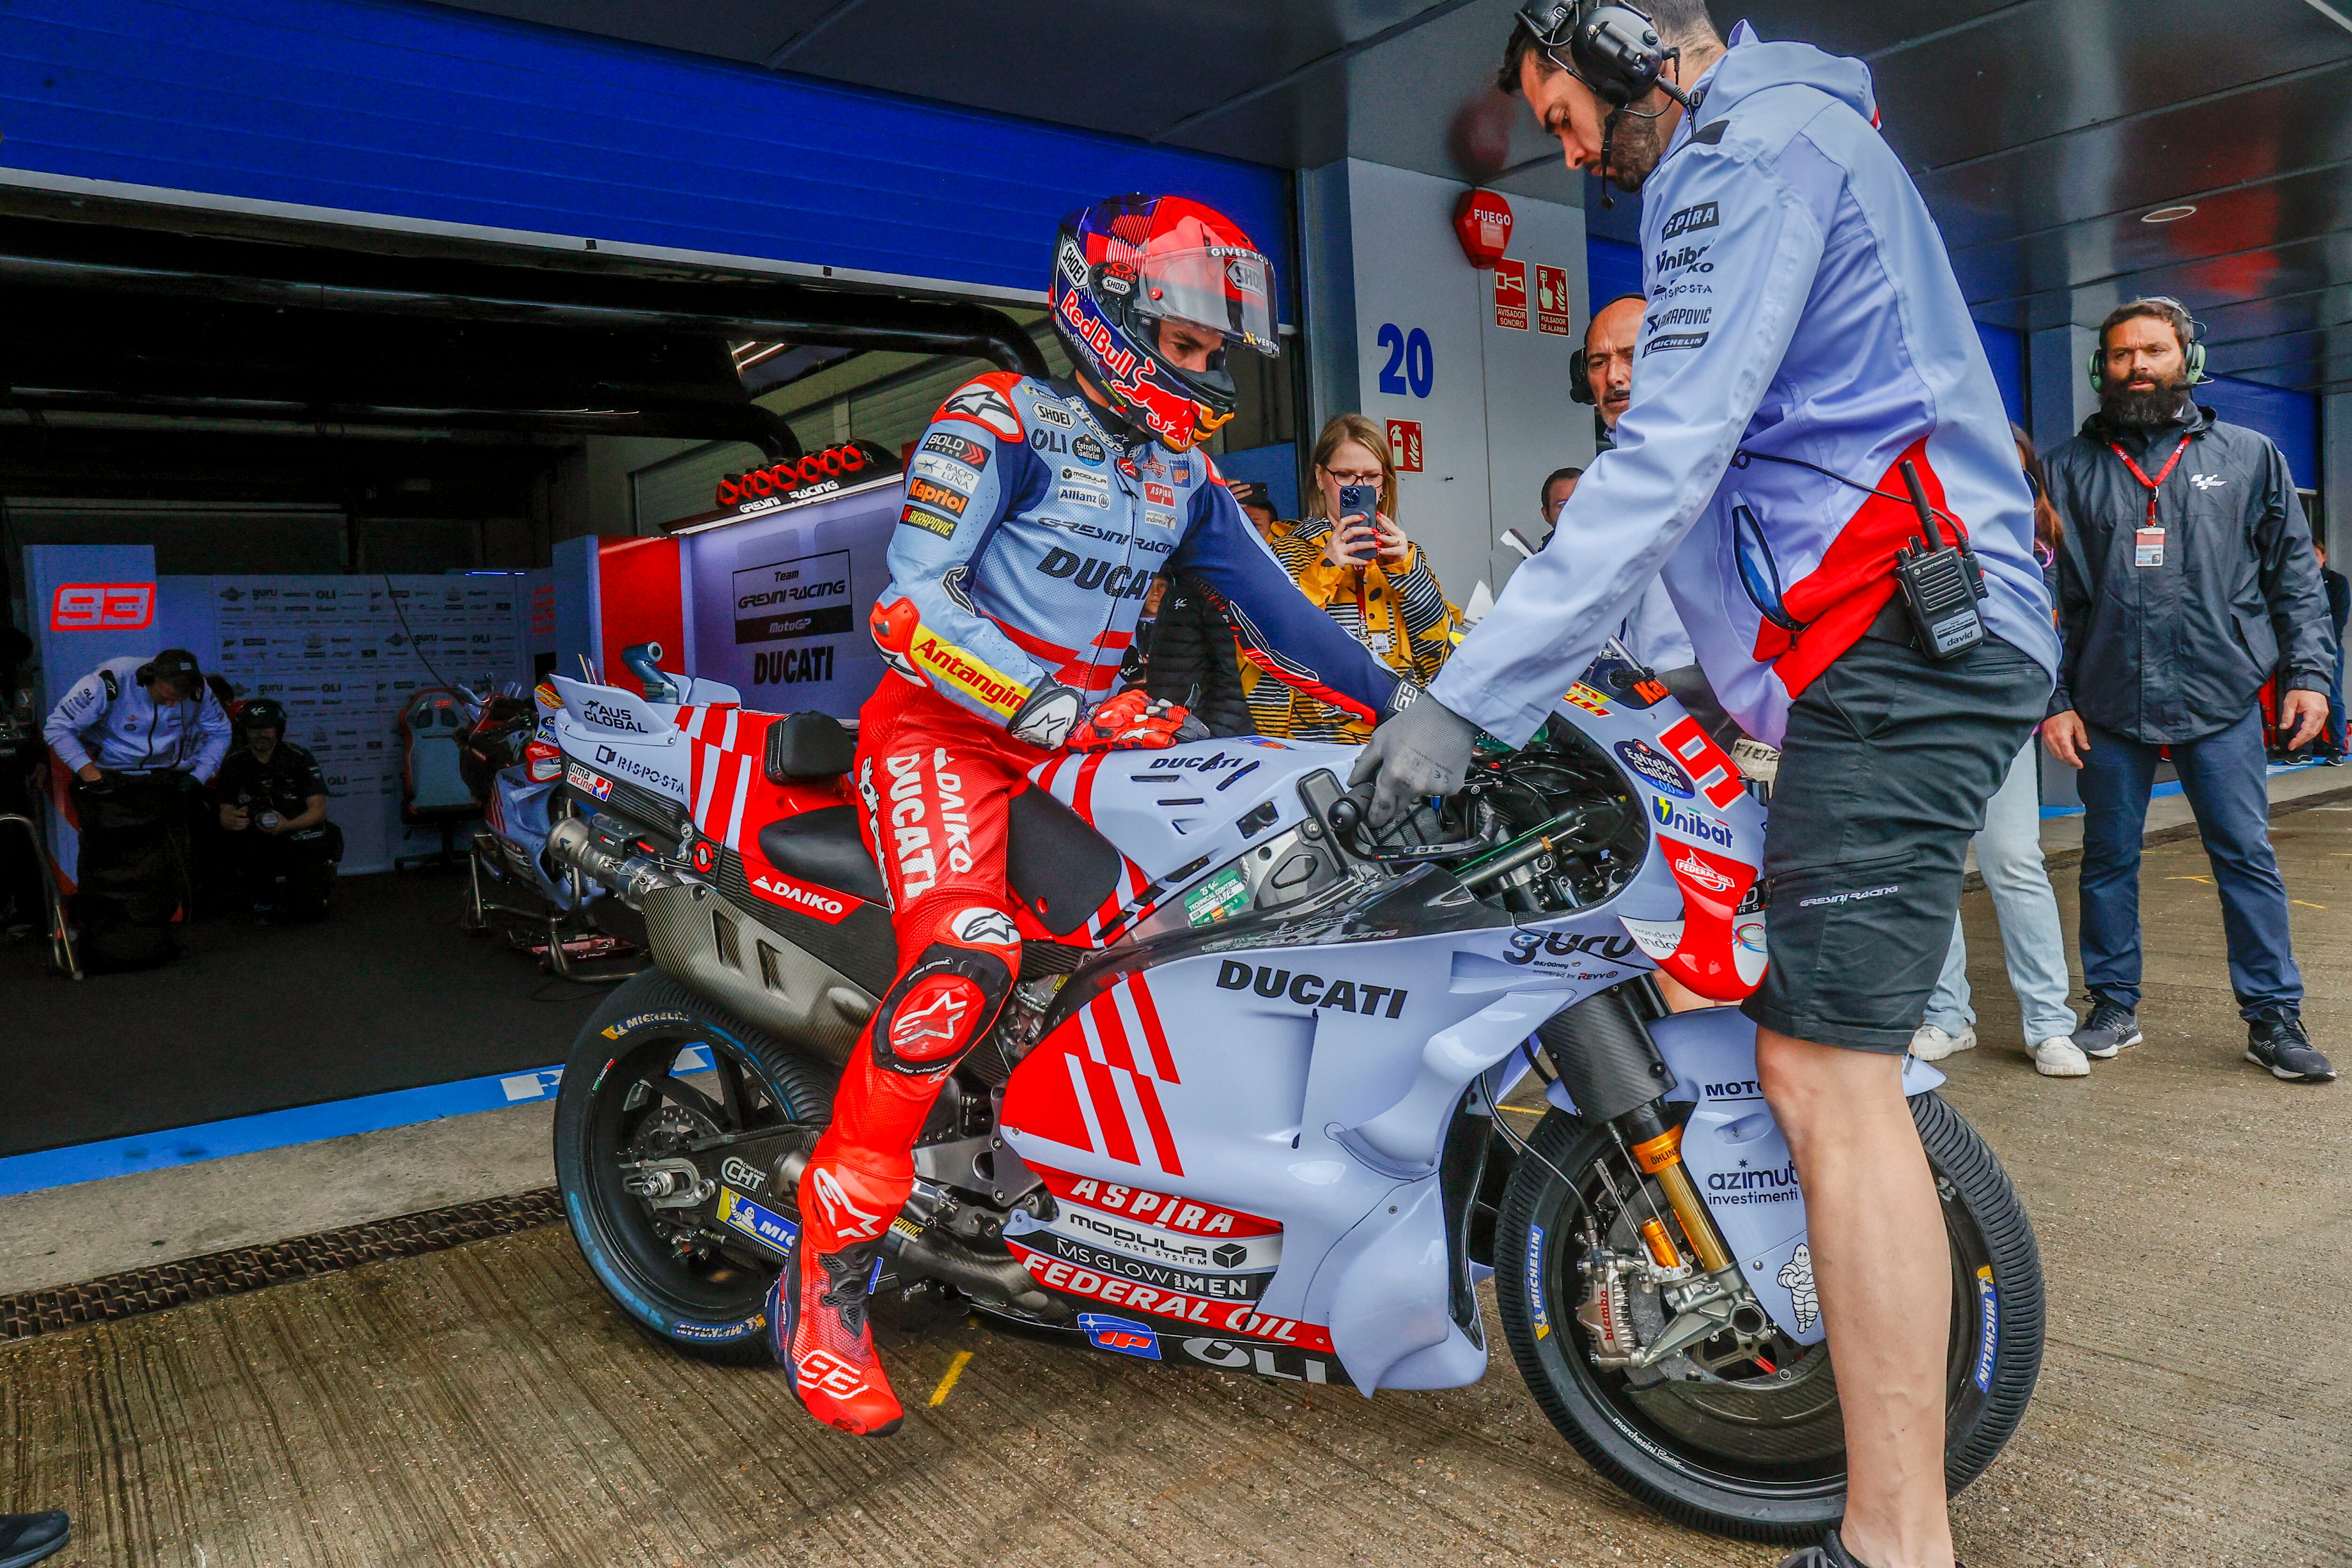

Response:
(1454, 190), (1515, 269)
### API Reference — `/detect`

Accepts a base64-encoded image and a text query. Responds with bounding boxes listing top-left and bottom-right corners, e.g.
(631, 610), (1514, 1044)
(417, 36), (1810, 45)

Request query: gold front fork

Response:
(1629, 1124), (1735, 1274)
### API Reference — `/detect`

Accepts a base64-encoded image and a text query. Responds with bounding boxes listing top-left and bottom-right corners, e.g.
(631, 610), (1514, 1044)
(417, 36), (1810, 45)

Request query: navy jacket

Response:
(2046, 401), (2329, 743)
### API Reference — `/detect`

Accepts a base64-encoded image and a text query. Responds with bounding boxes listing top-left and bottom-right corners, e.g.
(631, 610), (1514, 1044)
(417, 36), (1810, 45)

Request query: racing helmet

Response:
(1049, 195), (1279, 451)
(236, 696), (289, 740)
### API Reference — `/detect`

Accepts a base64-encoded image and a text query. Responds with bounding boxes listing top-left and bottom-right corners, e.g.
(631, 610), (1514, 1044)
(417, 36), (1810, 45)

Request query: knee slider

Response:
(870, 905), (1020, 1073)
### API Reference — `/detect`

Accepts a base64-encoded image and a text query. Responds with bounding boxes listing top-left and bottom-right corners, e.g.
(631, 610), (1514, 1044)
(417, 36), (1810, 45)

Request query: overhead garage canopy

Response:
(431, 0), (2352, 397)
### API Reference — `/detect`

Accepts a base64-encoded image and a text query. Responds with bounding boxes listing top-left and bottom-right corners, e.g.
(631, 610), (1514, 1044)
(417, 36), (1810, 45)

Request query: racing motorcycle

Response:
(457, 681), (635, 978)
(545, 642), (2042, 1544)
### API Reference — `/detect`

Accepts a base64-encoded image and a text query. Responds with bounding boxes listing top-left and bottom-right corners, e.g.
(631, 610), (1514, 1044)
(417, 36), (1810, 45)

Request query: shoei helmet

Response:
(1049, 195), (1279, 451)
(237, 696), (289, 737)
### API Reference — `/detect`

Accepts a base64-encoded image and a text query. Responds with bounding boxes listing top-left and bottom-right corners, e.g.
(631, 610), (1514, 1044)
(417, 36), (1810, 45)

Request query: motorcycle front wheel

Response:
(1494, 1090), (2042, 1544)
(553, 972), (837, 1364)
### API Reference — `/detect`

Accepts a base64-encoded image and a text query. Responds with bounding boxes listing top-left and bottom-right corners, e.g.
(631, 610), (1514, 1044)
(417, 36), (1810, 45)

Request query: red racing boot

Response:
(768, 1153), (906, 1436)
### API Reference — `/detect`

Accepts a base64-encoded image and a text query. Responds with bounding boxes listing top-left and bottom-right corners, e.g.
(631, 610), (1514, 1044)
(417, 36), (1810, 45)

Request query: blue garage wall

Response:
(1975, 322), (2024, 428)
(2201, 375), (2321, 490)
(1589, 238), (2029, 428)
(0, 0), (1295, 310)
(1588, 237), (1643, 313)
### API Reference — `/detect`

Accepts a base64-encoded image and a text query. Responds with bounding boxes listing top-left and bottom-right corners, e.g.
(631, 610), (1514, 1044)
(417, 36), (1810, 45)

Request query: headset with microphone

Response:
(1570, 291), (1648, 404)
(2087, 295), (2207, 390)
(1514, 1), (1691, 208)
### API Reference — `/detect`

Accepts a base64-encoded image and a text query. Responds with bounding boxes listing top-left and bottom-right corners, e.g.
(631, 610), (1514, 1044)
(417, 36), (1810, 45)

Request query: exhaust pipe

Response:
(545, 816), (688, 908)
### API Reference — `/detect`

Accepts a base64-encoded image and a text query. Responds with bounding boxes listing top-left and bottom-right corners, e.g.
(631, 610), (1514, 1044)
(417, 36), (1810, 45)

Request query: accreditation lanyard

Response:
(2110, 432), (2193, 568)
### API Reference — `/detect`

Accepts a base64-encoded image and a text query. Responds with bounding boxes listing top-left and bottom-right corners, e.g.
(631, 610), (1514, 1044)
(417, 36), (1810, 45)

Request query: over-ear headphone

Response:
(2089, 296), (2206, 390)
(1570, 293), (1648, 404)
(134, 649), (201, 693)
(1515, 2), (1685, 108)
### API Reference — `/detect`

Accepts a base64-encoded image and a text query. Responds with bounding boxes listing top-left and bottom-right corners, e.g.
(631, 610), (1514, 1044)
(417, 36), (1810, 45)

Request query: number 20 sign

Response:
(51, 582), (155, 631)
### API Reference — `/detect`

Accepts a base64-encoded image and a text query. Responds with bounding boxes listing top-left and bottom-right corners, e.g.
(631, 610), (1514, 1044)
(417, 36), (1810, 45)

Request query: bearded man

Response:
(2042, 296), (2336, 1082)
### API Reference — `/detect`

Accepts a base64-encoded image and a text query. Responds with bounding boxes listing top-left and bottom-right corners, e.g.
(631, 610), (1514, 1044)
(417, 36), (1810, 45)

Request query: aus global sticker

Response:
(717, 1186), (799, 1257)
(1080, 1312), (1162, 1360)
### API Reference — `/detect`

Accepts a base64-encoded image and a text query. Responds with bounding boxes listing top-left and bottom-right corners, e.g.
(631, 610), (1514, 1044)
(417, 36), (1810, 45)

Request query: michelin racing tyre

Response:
(555, 972), (837, 1365)
(1494, 1091), (2042, 1544)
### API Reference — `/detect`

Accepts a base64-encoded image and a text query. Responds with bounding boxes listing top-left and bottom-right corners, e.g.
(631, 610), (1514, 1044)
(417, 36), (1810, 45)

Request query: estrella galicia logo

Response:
(1652, 795), (1733, 847)
(1661, 200), (1719, 239)
(1615, 739), (1691, 797)
(1072, 434), (1106, 464)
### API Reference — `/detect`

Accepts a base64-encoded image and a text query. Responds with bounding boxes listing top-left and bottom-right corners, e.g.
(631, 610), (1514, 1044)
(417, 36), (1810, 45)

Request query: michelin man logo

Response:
(1778, 1243), (1818, 1332)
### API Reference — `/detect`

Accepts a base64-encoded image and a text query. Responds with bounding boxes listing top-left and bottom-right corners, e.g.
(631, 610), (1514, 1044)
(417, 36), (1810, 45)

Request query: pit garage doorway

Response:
(0, 196), (1085, 1181)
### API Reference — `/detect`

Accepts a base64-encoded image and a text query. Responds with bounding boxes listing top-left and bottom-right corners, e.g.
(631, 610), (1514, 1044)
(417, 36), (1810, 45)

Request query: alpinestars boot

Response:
(767, 1157), (906, 1436)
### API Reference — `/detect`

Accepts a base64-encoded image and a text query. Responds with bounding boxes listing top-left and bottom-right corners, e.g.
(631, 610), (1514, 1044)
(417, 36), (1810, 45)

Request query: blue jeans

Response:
(1925, 741), (2078, 1045)
(2076, 709), (2302, 1018)
(2327, 644), (2346, 754)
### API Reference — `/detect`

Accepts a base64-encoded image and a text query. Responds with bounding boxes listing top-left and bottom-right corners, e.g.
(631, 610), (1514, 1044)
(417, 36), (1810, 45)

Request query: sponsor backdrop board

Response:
(27, 544), (550, 877)
(558, 475), (900, 722)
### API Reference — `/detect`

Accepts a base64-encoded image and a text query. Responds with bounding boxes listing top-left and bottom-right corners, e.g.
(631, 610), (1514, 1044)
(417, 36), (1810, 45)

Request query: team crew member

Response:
(42, 649), (230, 788)
(774, 194), (1409, 1438)
(216, 698), (338, 923)
(1356, 10), (2057, 1568)
(2042, 297), (2336, 1082)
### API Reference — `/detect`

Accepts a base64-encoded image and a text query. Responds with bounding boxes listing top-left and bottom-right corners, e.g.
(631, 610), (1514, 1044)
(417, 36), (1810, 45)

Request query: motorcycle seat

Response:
(757, 805), (889, 905)
(763, 712), (856, 781)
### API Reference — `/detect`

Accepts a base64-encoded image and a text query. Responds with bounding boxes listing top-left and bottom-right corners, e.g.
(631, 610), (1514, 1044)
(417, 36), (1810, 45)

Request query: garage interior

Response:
(0, 195), (1146, 1163)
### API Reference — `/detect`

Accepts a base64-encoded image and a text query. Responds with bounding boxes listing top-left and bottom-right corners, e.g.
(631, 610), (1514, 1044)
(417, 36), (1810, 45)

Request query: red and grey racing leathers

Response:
(776, 371), (1403, 1435)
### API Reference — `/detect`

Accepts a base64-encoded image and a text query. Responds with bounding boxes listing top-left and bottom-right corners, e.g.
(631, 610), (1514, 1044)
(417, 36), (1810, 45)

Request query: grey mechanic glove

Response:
(1348, 688), (1477, 828)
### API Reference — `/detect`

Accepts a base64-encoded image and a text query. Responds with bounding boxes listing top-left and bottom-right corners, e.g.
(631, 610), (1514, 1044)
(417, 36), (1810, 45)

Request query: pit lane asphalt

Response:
(5, 817), (2348, 1567)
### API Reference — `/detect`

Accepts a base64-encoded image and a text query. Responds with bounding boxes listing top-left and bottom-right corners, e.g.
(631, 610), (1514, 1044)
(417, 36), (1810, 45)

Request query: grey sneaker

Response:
(2246, 1011), (2336, 1082)
(2074, 998), (2141, 1059)
(1909, 1023), (1976, 1061)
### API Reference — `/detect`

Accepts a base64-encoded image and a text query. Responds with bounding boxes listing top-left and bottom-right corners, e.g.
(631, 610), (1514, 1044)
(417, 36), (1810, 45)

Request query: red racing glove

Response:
(1065, 690), (1203, 752)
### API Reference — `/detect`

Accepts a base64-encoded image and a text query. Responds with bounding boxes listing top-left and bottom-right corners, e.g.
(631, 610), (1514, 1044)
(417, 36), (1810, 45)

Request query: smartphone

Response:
(1337, 483), (1379, 562)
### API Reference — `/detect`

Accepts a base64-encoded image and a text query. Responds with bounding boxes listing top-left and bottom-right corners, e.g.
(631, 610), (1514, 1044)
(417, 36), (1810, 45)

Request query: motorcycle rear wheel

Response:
(1494, 1091), (2042, 1544)
(553, 972), (837, 1365)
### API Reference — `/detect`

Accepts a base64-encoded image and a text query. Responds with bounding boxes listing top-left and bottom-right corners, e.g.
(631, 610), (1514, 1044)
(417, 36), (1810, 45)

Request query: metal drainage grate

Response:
(0, 1186), (564, 1342)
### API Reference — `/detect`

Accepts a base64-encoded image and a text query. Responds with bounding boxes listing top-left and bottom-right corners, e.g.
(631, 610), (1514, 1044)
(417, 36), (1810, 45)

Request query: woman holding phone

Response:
(1247, 413), (1460, 742)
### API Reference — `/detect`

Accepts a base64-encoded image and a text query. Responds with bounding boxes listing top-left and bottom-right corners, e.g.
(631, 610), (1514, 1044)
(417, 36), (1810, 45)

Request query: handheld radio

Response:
(1889, 459), (1987, 659)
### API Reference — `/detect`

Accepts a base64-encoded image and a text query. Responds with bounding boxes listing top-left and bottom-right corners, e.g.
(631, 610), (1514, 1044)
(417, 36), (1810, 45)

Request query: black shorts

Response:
(1740, 632), (2050, 1053)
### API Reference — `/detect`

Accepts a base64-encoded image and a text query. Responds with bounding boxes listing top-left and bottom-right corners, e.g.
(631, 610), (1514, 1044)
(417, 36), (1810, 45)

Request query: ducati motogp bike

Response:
(544, 642), (2043, 1544)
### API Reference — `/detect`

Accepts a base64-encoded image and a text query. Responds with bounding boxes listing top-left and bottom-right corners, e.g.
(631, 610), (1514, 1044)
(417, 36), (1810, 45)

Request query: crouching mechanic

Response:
(216, 698), (338, 921)
(1357, 10), (2058, 1568)
(771, 194), (1410, 1437)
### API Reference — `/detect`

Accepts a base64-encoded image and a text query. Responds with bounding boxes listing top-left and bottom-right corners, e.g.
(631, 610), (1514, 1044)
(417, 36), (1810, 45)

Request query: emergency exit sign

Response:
(1386, 420), (1424, 473)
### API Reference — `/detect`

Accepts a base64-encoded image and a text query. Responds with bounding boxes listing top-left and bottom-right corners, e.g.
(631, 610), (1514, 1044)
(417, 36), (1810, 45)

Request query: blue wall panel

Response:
(1587, 237), (1643, 313)
(0, 0), (1294, 308)
(2201, 375), (2321, 489)
(1975, 321), (2024, 428)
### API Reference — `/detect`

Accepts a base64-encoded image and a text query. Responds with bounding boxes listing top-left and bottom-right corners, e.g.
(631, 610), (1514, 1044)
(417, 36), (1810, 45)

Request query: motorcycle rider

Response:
(773, 194), (1412, 1436)
(1355, 9), (2058, 1568)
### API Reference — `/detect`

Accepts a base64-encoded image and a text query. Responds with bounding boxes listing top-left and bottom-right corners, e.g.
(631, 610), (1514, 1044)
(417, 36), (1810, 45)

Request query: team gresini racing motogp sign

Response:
(620, 441), (901, 723)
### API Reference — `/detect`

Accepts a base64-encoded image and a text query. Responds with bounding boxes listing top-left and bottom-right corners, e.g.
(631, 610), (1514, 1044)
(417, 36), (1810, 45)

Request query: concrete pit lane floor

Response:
(5, 817), (2351, 1567)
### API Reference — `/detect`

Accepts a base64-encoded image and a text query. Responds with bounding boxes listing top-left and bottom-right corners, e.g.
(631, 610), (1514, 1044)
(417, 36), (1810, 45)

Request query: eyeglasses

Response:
(1323, 470), (1383, 486)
